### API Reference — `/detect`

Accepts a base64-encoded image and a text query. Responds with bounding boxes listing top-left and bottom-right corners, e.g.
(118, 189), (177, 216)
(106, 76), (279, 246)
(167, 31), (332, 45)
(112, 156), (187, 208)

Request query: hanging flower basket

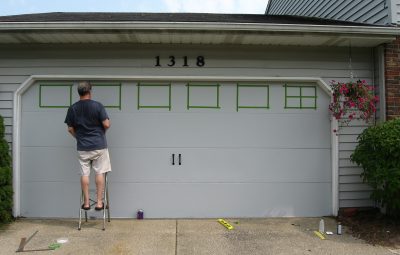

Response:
(329, 80), (379, 126)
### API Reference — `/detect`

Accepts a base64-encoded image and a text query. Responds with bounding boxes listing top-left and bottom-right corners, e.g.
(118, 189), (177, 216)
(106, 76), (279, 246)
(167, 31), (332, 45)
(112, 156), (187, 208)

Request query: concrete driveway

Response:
(0, 217), (398, 255)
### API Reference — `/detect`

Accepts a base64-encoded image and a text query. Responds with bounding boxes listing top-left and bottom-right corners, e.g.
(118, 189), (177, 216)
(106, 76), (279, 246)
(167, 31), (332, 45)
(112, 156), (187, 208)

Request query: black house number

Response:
(155, 56), (205, 67)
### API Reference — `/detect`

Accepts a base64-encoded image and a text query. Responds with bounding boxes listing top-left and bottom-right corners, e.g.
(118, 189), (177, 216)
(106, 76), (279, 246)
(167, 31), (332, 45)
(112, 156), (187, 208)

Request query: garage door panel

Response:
(107, 113), (330, 148)
(180, 148), (331, 182)
(21, 112), (74, 147)
(109, 148), (331, 183)
(21, 147), (80, 182)
(110, 182), (331, 218)
(21, 181), (80, 217)
(21, 182), (331, 218)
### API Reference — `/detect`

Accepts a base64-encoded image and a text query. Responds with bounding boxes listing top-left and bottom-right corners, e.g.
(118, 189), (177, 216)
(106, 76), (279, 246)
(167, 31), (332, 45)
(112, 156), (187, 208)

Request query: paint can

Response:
(137, 209), (144, 220)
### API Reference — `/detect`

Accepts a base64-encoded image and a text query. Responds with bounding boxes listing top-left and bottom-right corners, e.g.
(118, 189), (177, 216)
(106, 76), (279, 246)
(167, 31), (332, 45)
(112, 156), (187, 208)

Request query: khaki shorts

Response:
(77, 149), (112, 176)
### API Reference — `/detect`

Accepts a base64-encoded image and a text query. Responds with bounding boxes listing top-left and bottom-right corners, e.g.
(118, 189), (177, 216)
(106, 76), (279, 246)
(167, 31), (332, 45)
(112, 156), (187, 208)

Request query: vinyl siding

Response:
(389, 0), (400, 24)
(338, 124), (374, 208)
(0, 44), (375, 210)
(0, 85), (15, 149)
(266, 0), (390, 25)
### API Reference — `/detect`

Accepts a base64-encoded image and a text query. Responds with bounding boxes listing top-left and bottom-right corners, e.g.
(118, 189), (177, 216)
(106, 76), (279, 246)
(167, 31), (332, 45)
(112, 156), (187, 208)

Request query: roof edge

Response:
(0, 21), (399, 35)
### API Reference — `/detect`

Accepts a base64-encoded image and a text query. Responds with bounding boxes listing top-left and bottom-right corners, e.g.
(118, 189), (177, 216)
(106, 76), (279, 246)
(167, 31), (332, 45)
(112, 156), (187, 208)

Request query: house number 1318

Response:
(155, 56), (205, 67)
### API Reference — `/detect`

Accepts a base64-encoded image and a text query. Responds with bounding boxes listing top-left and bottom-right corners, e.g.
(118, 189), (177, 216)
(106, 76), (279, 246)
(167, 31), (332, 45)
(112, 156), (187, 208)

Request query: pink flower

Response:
(339, 84), (349, 94)
(348, 101), (356, 107)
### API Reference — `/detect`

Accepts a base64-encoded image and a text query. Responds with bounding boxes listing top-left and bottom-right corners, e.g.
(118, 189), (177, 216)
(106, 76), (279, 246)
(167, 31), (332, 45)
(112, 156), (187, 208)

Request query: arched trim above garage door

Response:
(12, 75), (339, 217)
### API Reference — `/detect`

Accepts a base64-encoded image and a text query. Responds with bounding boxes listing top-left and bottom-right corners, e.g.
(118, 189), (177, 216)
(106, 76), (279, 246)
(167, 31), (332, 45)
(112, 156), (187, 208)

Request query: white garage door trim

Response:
(13, 75), (339, 217)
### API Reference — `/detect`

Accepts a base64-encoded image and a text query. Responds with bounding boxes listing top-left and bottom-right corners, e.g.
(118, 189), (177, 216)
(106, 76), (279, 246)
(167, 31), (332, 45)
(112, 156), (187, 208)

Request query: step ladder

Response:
(78, 172), (110, 231)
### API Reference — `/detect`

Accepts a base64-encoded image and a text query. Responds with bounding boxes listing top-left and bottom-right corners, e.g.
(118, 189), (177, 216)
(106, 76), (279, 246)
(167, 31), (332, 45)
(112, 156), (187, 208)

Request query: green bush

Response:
(351, 118), (400, 217)
(0, 115), (13, 223)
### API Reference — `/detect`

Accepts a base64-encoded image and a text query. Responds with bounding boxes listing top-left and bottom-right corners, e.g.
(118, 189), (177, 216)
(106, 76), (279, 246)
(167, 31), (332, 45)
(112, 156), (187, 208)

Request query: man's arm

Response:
(68, 126), (76, 138)
(102, 118), (111, 131)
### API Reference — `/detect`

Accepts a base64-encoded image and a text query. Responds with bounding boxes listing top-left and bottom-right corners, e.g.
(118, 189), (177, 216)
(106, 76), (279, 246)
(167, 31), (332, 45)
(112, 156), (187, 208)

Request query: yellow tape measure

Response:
(314, 231), (326, 240)
(218, 219), (234, 230)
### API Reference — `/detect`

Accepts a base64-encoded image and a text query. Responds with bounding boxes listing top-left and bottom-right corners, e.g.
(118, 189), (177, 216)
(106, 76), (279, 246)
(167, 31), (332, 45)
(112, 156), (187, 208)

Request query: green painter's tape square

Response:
(91, 83), (122, 110)
(284, 84), (317, 109)
(237, 84), (269, 111)
(137, 83), (171, 111)
(187, 84), (220, 109)
(39, 84), (72, 108)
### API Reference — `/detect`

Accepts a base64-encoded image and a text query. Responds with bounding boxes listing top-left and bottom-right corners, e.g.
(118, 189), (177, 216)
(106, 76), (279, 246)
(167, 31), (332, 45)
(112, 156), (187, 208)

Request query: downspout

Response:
(376, 45), (386, 122)
(331, 119), (339, 216)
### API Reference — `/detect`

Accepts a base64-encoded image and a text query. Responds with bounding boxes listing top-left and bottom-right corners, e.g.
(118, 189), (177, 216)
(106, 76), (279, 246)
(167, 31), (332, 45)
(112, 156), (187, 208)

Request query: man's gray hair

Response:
(77, 81), (92, 96)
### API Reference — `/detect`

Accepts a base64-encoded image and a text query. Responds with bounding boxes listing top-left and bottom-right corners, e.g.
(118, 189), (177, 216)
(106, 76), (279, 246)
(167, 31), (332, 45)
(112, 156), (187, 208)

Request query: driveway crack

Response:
(175, 220), (178, 255)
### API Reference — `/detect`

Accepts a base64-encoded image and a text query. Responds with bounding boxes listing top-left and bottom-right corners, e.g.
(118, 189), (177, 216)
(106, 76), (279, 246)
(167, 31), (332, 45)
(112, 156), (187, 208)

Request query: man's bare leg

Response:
(81, 176), (90, 208)
(95, 174), (105, 208)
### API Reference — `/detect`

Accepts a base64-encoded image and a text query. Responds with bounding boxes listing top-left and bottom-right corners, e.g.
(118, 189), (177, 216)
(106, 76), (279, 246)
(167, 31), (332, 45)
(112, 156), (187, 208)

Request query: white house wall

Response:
(0, 44), (374, 212)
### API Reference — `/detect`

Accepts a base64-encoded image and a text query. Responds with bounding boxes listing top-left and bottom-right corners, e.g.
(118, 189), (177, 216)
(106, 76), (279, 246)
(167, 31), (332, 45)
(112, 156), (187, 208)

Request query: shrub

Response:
(0, 115), (13, 223)
(351, 118), (400, 217)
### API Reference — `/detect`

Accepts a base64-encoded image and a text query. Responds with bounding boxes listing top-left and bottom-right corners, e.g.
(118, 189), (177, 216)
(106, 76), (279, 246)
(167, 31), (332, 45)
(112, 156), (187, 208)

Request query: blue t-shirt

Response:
(64, 99), (109, 151)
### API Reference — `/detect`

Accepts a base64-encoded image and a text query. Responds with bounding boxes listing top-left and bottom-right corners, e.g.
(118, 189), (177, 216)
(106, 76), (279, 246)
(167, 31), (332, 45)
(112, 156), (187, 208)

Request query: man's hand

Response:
(102, 119), (111, 131)
(68, 126), (76, 138)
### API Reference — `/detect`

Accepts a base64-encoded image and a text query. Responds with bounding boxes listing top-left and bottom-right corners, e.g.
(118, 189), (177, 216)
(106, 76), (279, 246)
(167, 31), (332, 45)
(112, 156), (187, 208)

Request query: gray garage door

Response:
(20, 81), (331, 218)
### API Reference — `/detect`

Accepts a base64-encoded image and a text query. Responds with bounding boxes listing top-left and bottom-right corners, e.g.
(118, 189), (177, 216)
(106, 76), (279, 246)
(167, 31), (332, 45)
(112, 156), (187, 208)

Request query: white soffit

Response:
(0, 31), (394, 47)
(0, 21), (398, 46)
